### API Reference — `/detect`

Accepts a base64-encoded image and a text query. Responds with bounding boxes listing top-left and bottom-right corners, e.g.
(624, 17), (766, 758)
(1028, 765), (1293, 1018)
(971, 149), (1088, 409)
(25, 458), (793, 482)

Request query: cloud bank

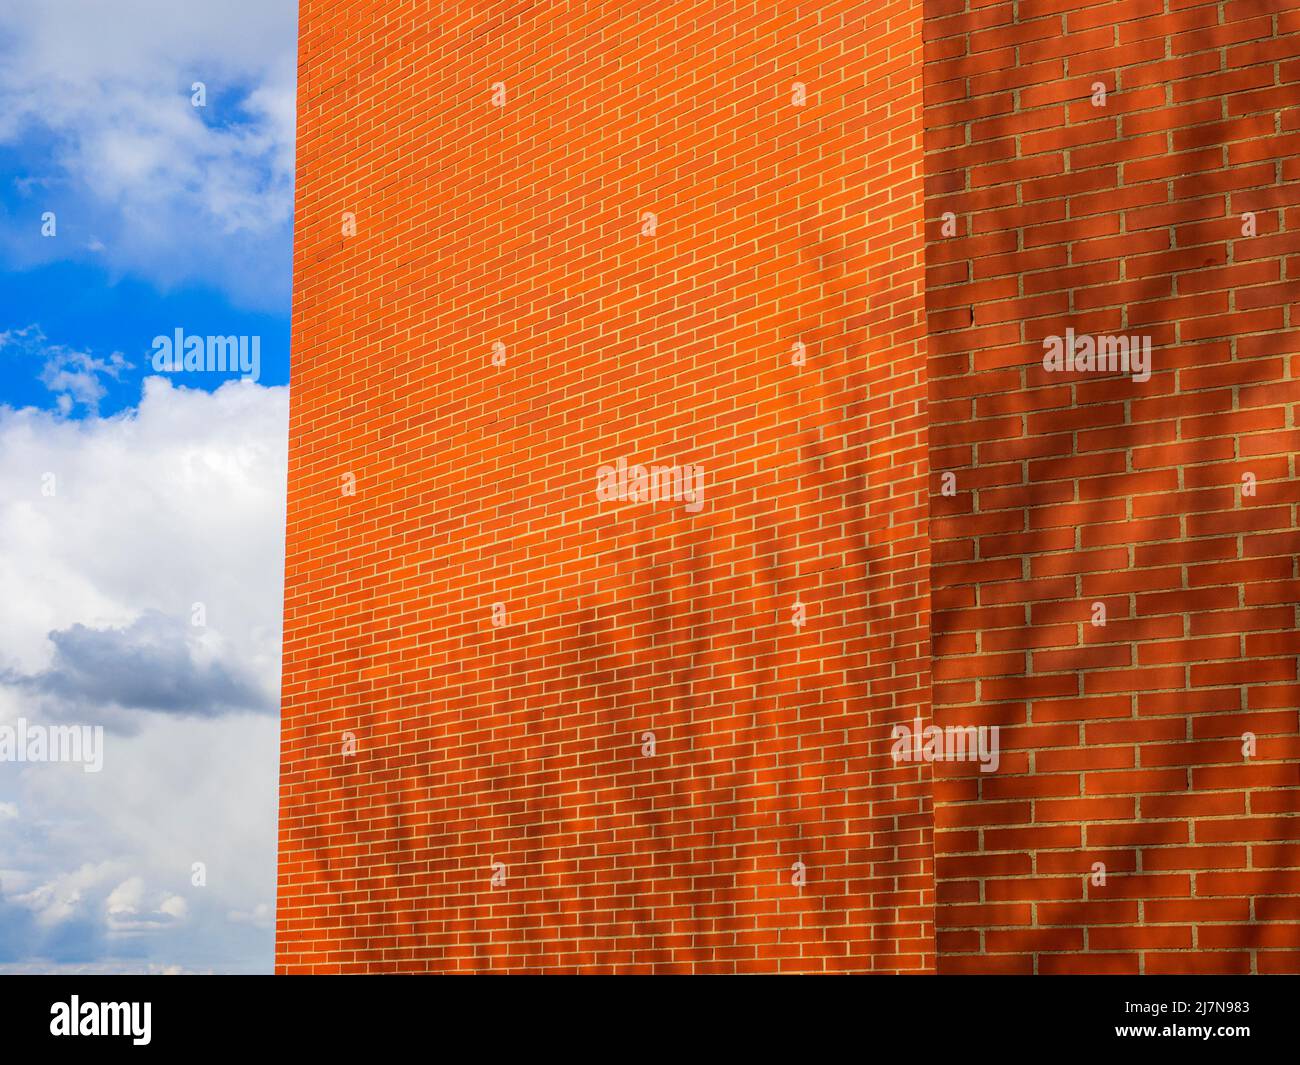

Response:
(0, 376), (287, 971)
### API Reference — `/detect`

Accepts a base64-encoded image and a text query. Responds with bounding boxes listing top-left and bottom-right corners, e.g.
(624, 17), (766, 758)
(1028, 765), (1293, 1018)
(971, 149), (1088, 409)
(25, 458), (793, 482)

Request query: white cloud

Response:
(103, 876), (190, 933)
(0, 375), (287, 681)
(2, 325), (131, 417)
(0, 960), (201, 975)
(105, 876), (146, 916)
(228, 901), (273, 929)
(159, 895), (188, 920)
(0, 377), (286, 971)
(12, 861), (118, 927)
(0, 1), (297, 309)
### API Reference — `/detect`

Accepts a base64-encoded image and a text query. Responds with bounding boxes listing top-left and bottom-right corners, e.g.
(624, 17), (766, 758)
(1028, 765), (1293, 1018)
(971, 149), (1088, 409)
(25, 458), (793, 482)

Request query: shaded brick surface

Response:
(924, 0), (1300, 975)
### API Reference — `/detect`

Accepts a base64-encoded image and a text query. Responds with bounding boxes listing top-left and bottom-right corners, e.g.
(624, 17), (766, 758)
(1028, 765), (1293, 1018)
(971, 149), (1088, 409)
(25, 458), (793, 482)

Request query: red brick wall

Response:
(280, 0), (1300, 977)
(278, 0), (934, 973)
(924, 0), (1300, 974)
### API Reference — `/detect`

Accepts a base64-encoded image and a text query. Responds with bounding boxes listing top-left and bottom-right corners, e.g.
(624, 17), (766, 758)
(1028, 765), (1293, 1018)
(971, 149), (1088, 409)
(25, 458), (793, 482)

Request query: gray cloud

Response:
(6, 610), (273, 726)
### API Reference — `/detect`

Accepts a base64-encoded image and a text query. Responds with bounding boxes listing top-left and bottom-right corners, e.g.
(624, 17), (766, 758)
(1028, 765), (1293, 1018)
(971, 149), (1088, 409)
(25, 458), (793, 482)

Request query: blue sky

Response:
(0, 261), (290, 414)
(0, 0), (298, 973)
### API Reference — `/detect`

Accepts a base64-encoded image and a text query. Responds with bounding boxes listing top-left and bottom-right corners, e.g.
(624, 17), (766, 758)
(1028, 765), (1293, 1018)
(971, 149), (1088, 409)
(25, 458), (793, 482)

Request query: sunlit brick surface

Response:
(278, 0), (933, 973)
